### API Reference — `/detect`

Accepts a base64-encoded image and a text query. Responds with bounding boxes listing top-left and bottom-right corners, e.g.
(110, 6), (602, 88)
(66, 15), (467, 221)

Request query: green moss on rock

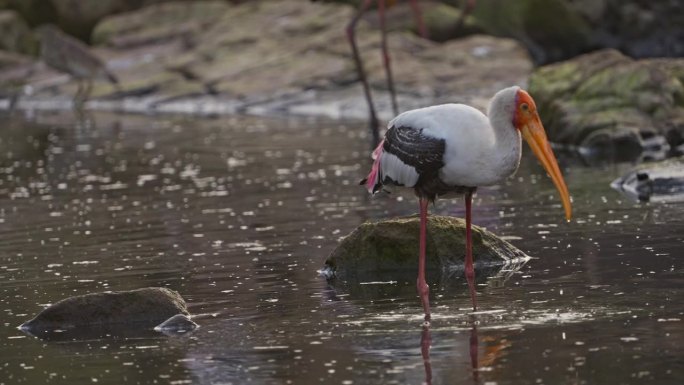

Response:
(325, 215), (528, 280)
(529, 49), (684, 154)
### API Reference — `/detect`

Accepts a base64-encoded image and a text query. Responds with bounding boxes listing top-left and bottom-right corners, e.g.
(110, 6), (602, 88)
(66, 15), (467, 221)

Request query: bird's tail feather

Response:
(360, 140), (384, 194)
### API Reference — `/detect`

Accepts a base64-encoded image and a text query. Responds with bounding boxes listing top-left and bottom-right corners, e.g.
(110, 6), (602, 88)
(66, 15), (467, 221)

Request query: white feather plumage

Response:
(379, 152), (420, 187)
(378, 86), (523, 188)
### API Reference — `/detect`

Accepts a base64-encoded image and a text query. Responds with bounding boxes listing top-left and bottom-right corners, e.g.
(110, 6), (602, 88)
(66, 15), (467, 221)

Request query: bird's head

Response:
(512, 88), (572, 221)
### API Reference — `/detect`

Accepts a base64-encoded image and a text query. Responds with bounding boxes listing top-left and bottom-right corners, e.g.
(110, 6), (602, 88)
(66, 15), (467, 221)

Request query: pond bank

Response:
(1, 0), (682, 157)
(0, 0), (533, 119)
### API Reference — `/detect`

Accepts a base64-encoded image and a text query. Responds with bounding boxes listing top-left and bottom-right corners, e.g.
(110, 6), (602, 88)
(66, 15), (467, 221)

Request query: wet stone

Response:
(611, 155), (684, 203)
(323, 215), (529, 281)
(19, 287), (189, 335)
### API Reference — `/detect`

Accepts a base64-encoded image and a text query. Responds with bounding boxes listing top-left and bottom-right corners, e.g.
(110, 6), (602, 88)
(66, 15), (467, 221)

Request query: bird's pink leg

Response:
(346, 0), (381, 148)
(418, 198), (431, 321)
(408, 0), (428, 39)
(377, 0), (399, 116)
(465, 189), (478, 311)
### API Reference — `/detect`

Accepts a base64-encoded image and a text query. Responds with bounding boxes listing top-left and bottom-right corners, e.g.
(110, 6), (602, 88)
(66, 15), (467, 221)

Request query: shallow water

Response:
(0, 112), (682, 385)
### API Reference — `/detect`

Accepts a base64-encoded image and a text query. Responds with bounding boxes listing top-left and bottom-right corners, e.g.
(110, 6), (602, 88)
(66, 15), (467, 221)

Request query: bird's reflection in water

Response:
(420, 318), (512, 385)
(421, 325), (433, 385)
(469, 323), (480, 384)
(420, 323), (480, 385)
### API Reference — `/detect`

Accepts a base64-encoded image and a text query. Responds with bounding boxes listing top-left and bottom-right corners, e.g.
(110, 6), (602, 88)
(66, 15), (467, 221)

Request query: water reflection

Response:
(421, 325), (433, 385)
(420, 318), (518, 385)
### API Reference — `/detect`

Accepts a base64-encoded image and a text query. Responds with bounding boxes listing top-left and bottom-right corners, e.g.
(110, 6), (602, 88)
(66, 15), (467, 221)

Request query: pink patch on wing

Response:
(364, 140), (384, 193)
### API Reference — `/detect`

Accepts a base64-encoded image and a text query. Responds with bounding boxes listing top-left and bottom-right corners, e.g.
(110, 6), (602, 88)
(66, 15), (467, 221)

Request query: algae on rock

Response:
(324, 215), (528, 281)
(529, 49), (684, 159)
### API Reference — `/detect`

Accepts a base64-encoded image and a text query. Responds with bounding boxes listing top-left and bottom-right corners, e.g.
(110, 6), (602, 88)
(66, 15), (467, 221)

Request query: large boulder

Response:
(323, 215), (529, 281)
(529, 49), (684, 158)
(19, 287), (189, 335)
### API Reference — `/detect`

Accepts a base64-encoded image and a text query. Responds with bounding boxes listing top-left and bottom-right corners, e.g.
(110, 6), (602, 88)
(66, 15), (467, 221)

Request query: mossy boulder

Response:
(324, 215), (528, 281)
(19, 287), (189, 334)
(529, 49), (684, 158)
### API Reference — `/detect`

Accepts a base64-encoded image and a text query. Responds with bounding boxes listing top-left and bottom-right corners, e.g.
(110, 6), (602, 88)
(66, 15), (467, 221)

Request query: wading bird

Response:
(346, 0), (476, 149)
(346, 0), (427, 148)
(36, 25), (118, 108)
(361, 86), (572, 318)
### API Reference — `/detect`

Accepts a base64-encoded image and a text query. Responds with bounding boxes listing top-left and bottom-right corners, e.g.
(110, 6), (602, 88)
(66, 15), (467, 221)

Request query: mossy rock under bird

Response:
(323, 215), (529, 281)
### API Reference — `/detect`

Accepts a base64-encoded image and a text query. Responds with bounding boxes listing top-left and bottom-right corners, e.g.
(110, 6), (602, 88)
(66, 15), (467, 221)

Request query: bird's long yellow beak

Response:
(521, 117), (572, 221)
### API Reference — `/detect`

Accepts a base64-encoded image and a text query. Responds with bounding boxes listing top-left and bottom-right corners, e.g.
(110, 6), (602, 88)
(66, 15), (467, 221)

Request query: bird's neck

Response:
(487, 106), (522, 177)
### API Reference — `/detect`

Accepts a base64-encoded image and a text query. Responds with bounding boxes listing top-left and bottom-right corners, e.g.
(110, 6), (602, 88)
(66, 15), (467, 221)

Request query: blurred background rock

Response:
(0, 0), (682, 156)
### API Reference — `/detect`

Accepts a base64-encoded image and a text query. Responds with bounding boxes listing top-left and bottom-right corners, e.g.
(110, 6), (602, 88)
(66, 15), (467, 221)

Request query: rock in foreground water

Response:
(611, 156), (684, 203)
(529, 49), (684, 159)
(20, 287), (189, 334)
(323, 215), (528, 280)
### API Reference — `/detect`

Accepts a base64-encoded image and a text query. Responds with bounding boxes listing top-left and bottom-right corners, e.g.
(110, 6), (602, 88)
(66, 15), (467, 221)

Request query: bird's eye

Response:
(520, 103), (529, 112)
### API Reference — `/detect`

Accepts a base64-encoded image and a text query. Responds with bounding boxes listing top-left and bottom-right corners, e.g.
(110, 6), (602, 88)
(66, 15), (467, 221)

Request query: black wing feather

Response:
(383, 125), (445, 175)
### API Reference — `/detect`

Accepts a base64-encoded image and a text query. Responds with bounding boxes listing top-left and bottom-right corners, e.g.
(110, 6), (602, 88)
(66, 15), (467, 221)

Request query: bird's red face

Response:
(513, 90), (572, 221)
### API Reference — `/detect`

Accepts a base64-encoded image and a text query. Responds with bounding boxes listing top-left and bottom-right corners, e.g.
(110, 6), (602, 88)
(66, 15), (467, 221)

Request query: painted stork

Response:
(361, 86), (572, 318)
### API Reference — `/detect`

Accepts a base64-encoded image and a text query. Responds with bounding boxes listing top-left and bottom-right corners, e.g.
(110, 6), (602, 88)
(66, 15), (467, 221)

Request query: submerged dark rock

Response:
(529, 49), (684, 158)
(19, 287), (189, 336)
(611, 156), (684, 203)
(323, 215), (529, 281)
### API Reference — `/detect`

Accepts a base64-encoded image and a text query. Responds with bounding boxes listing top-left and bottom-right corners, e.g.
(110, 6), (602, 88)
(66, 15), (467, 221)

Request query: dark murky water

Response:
(0, 112), (682, 385)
